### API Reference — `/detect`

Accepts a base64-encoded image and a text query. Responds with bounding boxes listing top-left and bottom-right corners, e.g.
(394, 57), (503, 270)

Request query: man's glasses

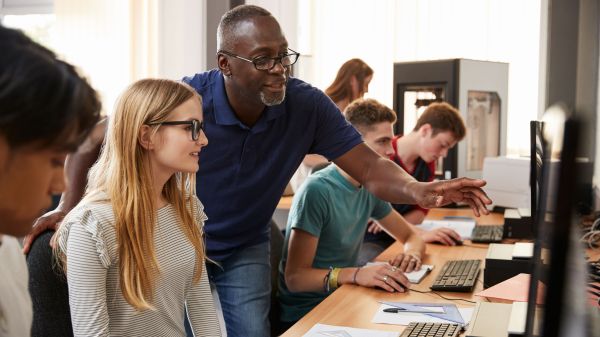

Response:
(148, 119), (204, 141)
(218, 48), (300, 71)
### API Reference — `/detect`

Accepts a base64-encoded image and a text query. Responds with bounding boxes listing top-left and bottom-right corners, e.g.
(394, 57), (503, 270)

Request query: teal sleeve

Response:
(287, 180), (330, 238)
(371, 198), (393, 221)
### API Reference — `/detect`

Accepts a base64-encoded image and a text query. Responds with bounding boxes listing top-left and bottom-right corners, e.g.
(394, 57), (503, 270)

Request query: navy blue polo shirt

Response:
(183, 69), (362, 261)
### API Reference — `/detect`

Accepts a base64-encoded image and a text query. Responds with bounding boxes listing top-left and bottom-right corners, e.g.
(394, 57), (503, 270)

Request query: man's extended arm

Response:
(333, 143), (491, 216)
(23, 118), (107, 253)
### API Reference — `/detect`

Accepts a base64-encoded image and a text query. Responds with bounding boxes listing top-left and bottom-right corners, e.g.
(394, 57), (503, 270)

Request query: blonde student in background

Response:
(325, 58), (374, 113)
(290, 58), (374, 192)
(359, 102), (467, 265)
(278, 99), (426, 330)
(54, 79), (221, 337)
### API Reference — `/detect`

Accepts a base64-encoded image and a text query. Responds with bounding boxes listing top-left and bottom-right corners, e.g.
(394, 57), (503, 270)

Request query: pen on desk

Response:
(383, 308), (417, 313)
(443, 216), (475, 221)
(382, 308), (440, 314)
(380, 306), (440, 314)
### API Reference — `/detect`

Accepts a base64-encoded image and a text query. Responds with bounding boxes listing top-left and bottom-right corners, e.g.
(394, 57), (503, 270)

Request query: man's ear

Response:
(139, 125), (155, 150)
(418, 123), (433, 138)
(217, 54), (231, 76)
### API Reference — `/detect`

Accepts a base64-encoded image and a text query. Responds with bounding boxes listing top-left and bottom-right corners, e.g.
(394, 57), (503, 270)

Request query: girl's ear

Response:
(139, 125), (154, 150)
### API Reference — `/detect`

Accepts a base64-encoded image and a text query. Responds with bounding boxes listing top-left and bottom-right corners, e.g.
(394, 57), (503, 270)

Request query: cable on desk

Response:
(474, 275), (490, 302)
(588, 283), (600, 292)
(409, 288), (477, 304)
(580, 217), (600, 249)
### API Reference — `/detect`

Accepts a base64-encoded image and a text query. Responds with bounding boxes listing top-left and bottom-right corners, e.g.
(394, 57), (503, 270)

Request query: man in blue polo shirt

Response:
(26, 4), (491, 337)
(181, 5), (490, 336)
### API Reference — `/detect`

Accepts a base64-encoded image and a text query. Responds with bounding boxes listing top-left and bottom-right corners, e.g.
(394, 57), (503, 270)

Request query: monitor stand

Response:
(503, 208), (533, 239)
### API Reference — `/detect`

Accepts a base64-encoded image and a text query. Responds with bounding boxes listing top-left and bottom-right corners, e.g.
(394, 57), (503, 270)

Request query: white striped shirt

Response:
(58, 200), (221, 337)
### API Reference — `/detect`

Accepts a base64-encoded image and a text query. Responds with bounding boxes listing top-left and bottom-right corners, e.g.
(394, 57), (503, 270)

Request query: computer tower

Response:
(393, 59), (509, 179)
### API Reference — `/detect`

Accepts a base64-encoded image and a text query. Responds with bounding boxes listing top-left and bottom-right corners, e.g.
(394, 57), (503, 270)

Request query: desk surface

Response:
(278, 195), (293, 210)
(281, 208), (503, 336)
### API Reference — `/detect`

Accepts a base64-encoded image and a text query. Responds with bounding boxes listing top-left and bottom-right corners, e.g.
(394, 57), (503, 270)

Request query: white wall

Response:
(54, 0), (132, 115)
(11, 0), (548, 158)
(246, 0), (298, 51)
(156, 0), (206, 80)
(243, 0), (542, 156)
(52, 0), (206, 114)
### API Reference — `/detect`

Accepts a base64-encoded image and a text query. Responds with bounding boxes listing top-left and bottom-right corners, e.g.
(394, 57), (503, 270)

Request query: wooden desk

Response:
(277, 195), (293, 210)
(281, 208), (504, 336)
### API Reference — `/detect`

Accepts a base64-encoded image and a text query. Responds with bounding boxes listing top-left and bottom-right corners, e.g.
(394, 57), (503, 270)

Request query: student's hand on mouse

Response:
(356, 264), (409, 293)
(22, 208), (65, 254)
(389, 252), (422, 272)
(366, 221), (384, 234)
(420, 227), (462, 246)
(415, 178), (492, 217)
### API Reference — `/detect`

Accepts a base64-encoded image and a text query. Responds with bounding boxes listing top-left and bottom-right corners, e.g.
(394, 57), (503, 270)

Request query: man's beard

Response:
(260, 88), (286, 106)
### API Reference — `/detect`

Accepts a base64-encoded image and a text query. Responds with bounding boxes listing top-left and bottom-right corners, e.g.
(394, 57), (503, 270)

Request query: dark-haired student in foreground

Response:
(24, 5), (491, 337)
(0, 25), (101, 337)
(278, 98), (426, 329)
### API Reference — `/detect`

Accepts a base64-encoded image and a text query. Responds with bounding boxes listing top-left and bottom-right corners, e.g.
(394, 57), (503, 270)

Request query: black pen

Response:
(382, 307), (438, 314)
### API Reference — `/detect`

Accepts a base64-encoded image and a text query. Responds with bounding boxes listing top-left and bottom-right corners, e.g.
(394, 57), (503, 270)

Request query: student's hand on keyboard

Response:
(389, 252), (422, 272)
(421, 227), (462, 246)
(356, 263), (409, 293)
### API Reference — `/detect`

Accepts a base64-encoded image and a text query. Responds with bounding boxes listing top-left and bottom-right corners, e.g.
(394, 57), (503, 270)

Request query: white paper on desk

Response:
(302, 323), (400, 337)
(371, 304), (474, 326)
(418, 219), (476, 239)
(365, 262), (434, 284)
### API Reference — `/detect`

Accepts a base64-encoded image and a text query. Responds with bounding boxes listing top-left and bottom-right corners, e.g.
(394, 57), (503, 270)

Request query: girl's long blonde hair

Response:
(56, 79), (205, 310)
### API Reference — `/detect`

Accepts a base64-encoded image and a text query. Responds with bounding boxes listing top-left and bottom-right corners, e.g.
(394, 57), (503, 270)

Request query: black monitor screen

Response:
(525, 106), (579, 337)
(529, 120), (544, 232)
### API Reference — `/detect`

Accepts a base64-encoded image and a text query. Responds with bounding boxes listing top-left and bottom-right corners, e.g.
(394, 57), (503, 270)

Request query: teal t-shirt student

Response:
(277, 164), (392, 323)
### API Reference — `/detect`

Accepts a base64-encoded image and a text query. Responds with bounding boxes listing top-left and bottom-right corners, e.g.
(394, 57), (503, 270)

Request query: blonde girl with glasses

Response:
(54, 79), (221, 337)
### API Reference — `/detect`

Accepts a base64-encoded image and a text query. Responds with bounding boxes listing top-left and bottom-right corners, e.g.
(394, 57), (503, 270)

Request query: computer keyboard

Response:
(470, 225), (504, 243)
(430, 259), (481, 292)
(400, 322), (461, 337)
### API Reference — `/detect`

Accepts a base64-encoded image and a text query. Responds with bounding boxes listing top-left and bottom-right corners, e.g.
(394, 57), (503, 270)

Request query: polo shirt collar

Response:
(213, 74), (242, 126)
(212, 73), (287, 132)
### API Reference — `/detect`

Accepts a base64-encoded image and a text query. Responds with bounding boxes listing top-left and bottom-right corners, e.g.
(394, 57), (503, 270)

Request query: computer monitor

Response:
(529, 120), (544, 232)
(525, 105), (581, 337)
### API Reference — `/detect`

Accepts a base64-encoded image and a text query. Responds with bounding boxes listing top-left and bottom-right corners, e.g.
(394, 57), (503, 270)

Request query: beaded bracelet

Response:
(323, 266), (333, 292)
